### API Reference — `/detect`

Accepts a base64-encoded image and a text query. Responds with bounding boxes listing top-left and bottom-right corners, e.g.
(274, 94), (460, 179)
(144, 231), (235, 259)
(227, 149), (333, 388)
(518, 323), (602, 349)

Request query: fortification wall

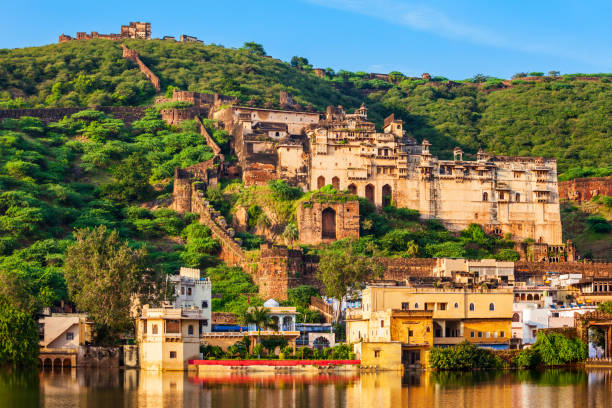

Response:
(121, 44), (161, 92)
(0, 106), (147, 125)
(380, 258), (437, 280)
(514, 261), (612, 279)
(559, 176), (612, 202)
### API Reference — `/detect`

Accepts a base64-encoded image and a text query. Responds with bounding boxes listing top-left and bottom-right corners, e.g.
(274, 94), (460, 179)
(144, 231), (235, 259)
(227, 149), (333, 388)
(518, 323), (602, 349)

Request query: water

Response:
(1, 367), (612, 407)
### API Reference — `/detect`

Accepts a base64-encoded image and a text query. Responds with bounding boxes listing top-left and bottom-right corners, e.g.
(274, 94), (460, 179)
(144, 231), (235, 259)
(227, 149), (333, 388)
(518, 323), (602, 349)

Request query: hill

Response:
(1, 40), (611, 179)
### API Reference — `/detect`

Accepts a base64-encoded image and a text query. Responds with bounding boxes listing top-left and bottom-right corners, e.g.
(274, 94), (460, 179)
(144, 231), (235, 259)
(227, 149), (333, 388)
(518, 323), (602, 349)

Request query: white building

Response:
(433, 258), (515, 285)
(169, 267), (212, 332)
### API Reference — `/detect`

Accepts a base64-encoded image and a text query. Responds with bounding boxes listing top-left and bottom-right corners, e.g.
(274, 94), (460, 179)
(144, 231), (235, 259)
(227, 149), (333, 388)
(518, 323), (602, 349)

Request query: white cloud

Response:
(304, 0), (610, 66)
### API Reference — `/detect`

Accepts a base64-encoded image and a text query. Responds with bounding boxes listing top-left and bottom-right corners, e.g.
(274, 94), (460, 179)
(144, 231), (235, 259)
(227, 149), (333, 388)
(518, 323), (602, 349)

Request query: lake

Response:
(1, 367), (611, 407)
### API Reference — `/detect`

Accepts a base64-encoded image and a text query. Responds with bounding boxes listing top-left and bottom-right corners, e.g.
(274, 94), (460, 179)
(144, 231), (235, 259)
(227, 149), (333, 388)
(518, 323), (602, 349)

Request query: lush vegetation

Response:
(515, 332), (587, 368)
(0, 296), (39, 367)
(428, 342), (504, 370)
(200, 340), (355, 360)
(561, 200), (612, 261)
(1, 40), (610, 175)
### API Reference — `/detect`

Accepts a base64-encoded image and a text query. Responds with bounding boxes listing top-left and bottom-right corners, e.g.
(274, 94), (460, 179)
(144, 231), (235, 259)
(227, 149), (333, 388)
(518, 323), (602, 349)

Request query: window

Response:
(66, 332), (74, 341)
(401, 302), (410, 310)
(489, 303), (495, 311)
(187, 287), (192, 296)
(500, 331), (505, 338)
(515, 193), (520, 202)
(482, 192), (488, 201)
(374, 350), (381, 358)
(188, 325), (194, 335)
(438, 303), (447, 311)
(380, 320), (384, 328)
(152, 325), (158, 335)
(499, 192), (505, 200)
(478, 332), (483, 338)
(532, 330), (537, 338)
(414, 303), (419, 309)
(143, 320), (147, 334)
(469, 303), (475, 311)
(169, 351), (177, 359)
(181, 287), (185, 295)
(426, 326), (431, 333)
(454, 302), (459, 308)
(202, 301), (208, 308)
(470, 331), (475, 338)
(486, 332), (491, 338)
(408, 330), (414, 337)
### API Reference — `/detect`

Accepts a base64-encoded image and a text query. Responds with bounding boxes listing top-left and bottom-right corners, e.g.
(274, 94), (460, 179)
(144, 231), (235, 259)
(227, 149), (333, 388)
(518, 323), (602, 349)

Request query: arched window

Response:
(520, 293), (526, 301)
(382, 184), (392, 207)
(322, 207), (336, 239)
(527, 294), (533, 301)
(534, 294), (540, 301)
(482, 192), (488, 201)
(512, 313), (521, 322)
(414, 303), (419, 309)
(332, 176), (340, 190)
(489, 303), (495, 311)
(365, 184), (375, 204)
(469, 303), (475, 311)
(317, 176), (325, 189)
(348, 184), (357, 195)
(515, 193), (520, 202)
(454, 302), (459, 309)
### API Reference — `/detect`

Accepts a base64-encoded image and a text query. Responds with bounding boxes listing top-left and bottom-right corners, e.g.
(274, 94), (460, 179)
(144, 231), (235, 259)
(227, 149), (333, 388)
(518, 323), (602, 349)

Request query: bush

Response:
(586, 216), (611, 233)
(428, 342), (503, 370)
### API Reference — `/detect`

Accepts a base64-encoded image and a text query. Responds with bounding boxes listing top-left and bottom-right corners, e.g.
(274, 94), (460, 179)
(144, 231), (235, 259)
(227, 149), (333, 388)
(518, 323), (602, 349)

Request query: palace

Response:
(215, 101), (562, 245)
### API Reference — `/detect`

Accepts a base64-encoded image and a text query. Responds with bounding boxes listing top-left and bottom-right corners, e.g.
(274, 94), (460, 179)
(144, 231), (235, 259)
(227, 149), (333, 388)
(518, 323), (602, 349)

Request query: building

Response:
(38, 312), (93, 368)
(59, 22), (151, 42)
(136, 305), (206, 371)
(297, 199), (360, 245)
(180, 35), (203, 43)
(212, 102), (563, 247)
(169, 267), (212, 331)
(295, 323), (335, 349)
(433, 258), (515, 285)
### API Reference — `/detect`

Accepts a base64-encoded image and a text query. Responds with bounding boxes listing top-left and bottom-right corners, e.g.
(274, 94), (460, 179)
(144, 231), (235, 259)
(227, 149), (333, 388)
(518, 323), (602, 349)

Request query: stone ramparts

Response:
(559, 176), (612, 202)
(0, 106), (147, 125)
(515, 261), (612, 279)
(121, 44), (160, 92)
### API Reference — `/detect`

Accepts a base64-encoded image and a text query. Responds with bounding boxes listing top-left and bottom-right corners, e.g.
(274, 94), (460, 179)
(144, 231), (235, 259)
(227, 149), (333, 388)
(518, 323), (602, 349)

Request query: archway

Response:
(527, 294), (533, 301)
(512, 313), (520, 323)
(322, 208), (336, 239)
(520, 294), (526, 301)
(43, 358), (52, 368)
(317, 176), (325, 189)
(365, 184), (375, 204)
(332, 177), (340, 190)
(282, 316), (293, 331)
(348, 184), (357, 195)
(382, 184), (392, 207)
(53, 358), (62, 369)
(313, 336), (330, 351)
(63, 358), (72, 368)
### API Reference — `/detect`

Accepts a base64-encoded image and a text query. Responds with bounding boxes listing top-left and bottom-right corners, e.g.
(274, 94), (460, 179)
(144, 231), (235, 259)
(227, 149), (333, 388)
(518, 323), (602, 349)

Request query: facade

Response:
(169, 267), (212, 331)
(356, 284), (513, 348)
(295, 323), (336, 349)
(38, 312), (93, 367)
(433, 258), (515, 285)
(137, 305), (205, 371)
(214, 102), (563, 246)
(297, 200), (360, 245)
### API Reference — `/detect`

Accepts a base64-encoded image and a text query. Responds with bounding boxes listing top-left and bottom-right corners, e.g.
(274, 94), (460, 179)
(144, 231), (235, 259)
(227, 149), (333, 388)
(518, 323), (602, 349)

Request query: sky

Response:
(1, 0), (611, 79)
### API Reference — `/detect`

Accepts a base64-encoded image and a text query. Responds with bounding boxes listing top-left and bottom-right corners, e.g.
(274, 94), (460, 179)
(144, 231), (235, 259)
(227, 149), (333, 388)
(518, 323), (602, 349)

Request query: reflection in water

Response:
(1, 367), (611, 407)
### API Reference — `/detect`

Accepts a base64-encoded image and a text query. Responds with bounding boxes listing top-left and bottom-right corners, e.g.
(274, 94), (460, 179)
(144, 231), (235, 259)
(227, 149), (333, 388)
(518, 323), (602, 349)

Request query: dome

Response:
(264, 299), (279, 308)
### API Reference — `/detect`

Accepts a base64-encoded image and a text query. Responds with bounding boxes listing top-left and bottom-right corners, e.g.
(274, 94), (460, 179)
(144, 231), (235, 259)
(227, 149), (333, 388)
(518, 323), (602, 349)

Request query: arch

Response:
(53, 358), (62, 369)
(332, 176), (340, 190)
(512, 313), (521, 322)
(515, 193), (520, 202)
(365, 184), (375, 204)
(489, 303), (495, 311)
(482, 192), (488, 201)
(317, 176), (325, 189)
(527, 294), (533, 301)
(63, 358), (71, 368)
(348, 184), (357, 195)
(382, 184), (392, 207)
(322, 207), (336, 239)
(534, 294), (540, 301)
(469, 303), (475, 311)
(43, 358), (52, 368)
(521, 293), (526, 301)
(282, 316), (293, 331)
(270, 316), (279, 330)
(313, 336), (330, 351)
(514, 294), (520, 301)
(454, 302), (459, 309)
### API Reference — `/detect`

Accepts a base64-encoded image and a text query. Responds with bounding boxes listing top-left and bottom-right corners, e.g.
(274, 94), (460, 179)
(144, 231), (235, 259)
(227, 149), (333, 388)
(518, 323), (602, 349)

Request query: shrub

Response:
(428, 342), (503, 370)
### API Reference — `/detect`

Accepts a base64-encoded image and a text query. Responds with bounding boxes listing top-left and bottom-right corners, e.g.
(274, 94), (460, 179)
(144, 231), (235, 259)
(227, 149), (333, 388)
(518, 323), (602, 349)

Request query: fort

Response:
(59, 22), (151, 43)
(558, 176), (612, 202)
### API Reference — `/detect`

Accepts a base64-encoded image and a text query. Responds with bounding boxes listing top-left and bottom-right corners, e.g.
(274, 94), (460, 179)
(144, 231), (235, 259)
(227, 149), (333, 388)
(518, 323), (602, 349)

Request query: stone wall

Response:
(77, 346), (120, 367)
(380, 258), (437, 280)
(297, 201), (360, 245)
(252, 244), (305, 301)
(121, 44), (161, 92)
(515, 261), (612, 279)
(0, 106), (147, 125)
(559, 176), (612, 202)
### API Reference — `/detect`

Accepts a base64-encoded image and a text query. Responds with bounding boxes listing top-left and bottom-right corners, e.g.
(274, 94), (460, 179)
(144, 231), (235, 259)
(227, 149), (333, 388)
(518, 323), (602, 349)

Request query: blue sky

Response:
(2, 0), (610, 78)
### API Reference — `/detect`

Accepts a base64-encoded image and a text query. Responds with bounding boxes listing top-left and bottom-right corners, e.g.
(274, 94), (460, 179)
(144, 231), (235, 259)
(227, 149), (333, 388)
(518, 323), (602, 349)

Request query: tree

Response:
(290, 56), (310, 69)
(472, 74), (488, 83)
(240, 306), (277, 356)
(317, 244), (384, 300)
(0, 296), (39, 367)
(548, 70), (560, 77)
(100, 153), (153, 203)
(241, 42), (266, 56)
(64, 226), (161, 343)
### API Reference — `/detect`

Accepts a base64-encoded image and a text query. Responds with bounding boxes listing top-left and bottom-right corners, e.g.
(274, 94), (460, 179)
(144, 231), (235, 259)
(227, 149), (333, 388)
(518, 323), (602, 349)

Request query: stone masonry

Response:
(558, 176), (612, 202)
(297, 200), (360, 245)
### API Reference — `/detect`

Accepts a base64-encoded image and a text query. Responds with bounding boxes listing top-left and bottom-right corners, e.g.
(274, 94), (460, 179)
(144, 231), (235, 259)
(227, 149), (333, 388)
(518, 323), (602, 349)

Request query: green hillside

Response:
(1, 40), (611, 178)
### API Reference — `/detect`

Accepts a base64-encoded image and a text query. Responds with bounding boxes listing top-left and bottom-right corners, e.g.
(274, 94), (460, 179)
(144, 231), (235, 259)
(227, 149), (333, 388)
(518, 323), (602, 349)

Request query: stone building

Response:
(297, 199), (360, 245)
(59, 22), (151, 42)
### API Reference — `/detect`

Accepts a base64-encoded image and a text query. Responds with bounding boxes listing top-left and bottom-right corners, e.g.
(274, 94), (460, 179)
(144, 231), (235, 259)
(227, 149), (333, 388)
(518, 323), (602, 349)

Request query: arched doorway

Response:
(348, 184), (357, 195)
(382, 184), (392, 207)
(313, 336), (330, 351)
(282, 316), (293, 331)
(332, 177), (340, 190)
(365, 184), (375, 204)
(43, 358), (52, 368)
(53, 358), (62, 369)
(63, 358), (72, 368)
(322, 207), (336, 239)
(317, 176), (325, 189)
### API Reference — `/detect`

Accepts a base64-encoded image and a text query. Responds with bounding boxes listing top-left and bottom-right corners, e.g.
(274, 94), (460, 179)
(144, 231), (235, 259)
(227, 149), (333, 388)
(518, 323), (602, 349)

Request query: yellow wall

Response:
(138, 317), (201, 371)
(354, 342), (403, 370)
(462, 319), (511, 344)
(390, 313), (433, 346)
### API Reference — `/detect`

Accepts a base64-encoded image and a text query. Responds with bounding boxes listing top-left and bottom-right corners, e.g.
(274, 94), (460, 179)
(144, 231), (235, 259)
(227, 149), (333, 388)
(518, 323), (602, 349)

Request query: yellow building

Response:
(347, 284), (514, 368)
(137, 305), (205, 371)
